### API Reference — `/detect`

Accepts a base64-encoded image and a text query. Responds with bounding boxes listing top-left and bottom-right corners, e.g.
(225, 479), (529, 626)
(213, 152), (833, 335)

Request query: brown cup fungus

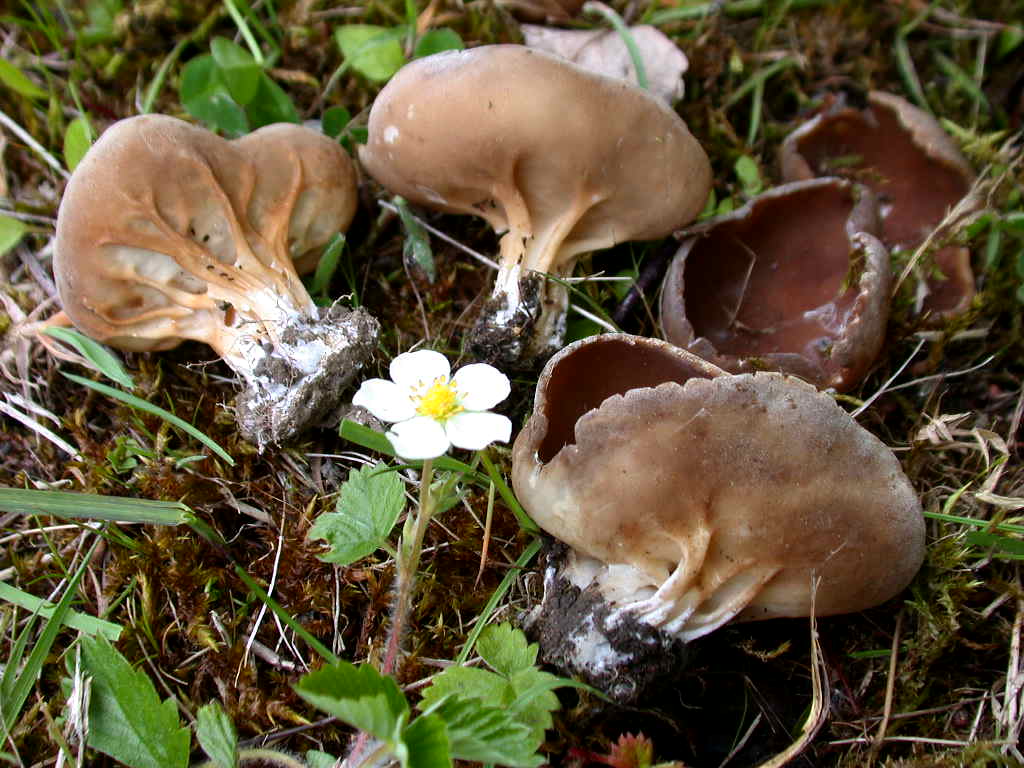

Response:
(512, 333), (925, 700)
(54, 115), (379, 449)
(659, 178), (890, 391)
(359, 45), (711, 365)
(780, 91), (976, 319)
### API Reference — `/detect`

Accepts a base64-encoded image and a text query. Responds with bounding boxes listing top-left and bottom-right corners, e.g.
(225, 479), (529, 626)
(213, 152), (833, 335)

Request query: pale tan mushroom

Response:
(359, 45), (711, 364)
(53, 115), (378, 448)
(512, 333), (925, 699)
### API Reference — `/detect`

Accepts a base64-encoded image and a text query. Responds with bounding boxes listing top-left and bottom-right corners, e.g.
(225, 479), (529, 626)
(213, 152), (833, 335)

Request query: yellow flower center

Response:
(415, 377), (463, 421)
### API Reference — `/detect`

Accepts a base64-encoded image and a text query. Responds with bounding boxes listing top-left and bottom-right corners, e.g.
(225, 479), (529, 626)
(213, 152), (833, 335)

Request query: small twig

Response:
(869, 610), (903, 760)
(0, 108), (69, 179)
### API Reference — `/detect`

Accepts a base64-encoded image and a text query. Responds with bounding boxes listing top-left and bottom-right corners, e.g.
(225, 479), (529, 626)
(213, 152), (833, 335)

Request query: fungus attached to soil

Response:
(359, 44), (711, 365)
(512, 333), (925, 701)
(53, 115), (379, 449)
(780, 91), (977, 319)
(659, 177), (891, 391)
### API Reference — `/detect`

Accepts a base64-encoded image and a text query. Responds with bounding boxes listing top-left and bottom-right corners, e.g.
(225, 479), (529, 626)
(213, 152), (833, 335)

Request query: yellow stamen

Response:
(415, 377), (463, 421)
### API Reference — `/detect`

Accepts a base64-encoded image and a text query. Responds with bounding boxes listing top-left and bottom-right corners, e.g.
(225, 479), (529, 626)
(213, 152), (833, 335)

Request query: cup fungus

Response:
(512, 333), (925, 700)
(358, 45), (711, 365)
(53, 115), (379, 449)
(780, 91), (977, 319)
(659, 177), (891, 391)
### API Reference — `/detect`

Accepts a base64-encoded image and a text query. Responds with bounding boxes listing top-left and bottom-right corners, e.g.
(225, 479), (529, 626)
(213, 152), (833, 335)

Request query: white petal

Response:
(352, 379), (416, 423)
(445, 411), (512, 451)
(452, 363), (511, 411)
(386, 416), (450, 460)
(390, 349), (450, 392)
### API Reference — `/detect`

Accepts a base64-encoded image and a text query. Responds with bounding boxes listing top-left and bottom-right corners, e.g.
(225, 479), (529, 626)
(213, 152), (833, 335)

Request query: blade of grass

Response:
(234, 565), (339, 665)
(646, 0), (828, 25)
(223, 0), (263, 64)
(1, 536), (101, 733)
(62, 373), (234, 466)
(0, 582), (121, 641)
(479, 450), (538, 535)
(722, 57), (797, 110)
(455, 537), (542, 665)
(583, 2), (648, 91)
(0, 487), (191, 525)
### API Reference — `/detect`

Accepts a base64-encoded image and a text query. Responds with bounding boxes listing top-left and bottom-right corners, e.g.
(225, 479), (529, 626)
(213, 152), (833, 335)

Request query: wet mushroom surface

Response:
(780, 91), (977, 319)
(659, 177), (891, 391)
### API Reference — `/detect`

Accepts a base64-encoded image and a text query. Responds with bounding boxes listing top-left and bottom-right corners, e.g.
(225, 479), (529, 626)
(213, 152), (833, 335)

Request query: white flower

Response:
(353, 349), (512, 460)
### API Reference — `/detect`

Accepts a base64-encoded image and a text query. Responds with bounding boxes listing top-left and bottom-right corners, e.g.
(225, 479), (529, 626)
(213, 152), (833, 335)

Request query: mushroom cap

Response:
(780, 91), (976, 319)
(54, 115), (358, 354)
(359, 44), (711, 273)
(659, 177), (891, 391)
(513, 334), (925, 641)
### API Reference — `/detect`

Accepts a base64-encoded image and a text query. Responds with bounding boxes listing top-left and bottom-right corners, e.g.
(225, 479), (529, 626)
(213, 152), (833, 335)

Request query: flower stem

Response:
(381, 458), (435, 677)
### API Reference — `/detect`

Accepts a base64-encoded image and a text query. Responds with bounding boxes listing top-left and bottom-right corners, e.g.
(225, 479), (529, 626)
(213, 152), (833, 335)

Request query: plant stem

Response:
(381, 458), (435, 677)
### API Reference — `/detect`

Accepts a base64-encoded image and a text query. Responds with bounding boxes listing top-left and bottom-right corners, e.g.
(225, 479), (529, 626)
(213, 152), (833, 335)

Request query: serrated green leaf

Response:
(196, 701), (238, 768)
(413, 28), (464, 58)
(476, 623), (538, 677)
(0, 215), (26, 258)
(431, 697), (542, 768)
(44, 326), (133, 388)
(80, 635), (191, 768)
(294, 661), (409, 741)
(966, 531), (1024, 558)
(245, 72), (300, 127)
(308, 462), (406, 565)
(402, 713), (451, 768)
(210, 37), (261, 105)
(508, 667), (564, 741)
(63, 115), (94, 172)
(335, 25), (407, 82)
(180, 55), (249, 137)
(0, 59), (47, 99)
(420, 667), (512, 712)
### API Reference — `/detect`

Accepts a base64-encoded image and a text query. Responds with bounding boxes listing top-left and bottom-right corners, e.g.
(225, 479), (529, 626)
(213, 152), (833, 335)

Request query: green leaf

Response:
(308, 462), (406, 566)
(81, 0), (123, 45)
(294, 661), (409, 742)
(245, 72), (300, 127)
(62, 373), (235, 465)
(0, 215), (26, 257)
(322, 106), (352, 140)
(507, 667), (564, 740)
(394, 196), (436, 282)
(63, 115), (94, 172)
(335, 25), (407, 82)
(44, 326), (133, 388)
(210, 37), (261, 105)
(180, 55), (249, 137)
(733, 155), (762, 197)
(966, 531), (1024, 559)
(80, 635), (191, 768)
(0, 487), (190, 525)
(476, 623), (538, 677)
(402, 713), (451, 768)
(430, 697), (541, 768)
(196, 702), (238, 768)
(1, 538), (100, 732)
(0, 59), (47, 99)
(0, 581), (121, 641)
(339, 420), (479, 476)
(308, 233), (346, 298)
(413, 28), (464, 59)
(305, 751), (340, 768)
(420, 667), (511, 711)
(997, 26), (1024, 59)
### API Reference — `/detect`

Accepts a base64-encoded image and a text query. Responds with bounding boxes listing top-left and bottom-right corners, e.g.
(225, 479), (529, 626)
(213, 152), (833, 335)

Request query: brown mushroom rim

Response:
(789, 99), (970, 248)
(536, 335), (720, 463)
(681, 182), (868, 359)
